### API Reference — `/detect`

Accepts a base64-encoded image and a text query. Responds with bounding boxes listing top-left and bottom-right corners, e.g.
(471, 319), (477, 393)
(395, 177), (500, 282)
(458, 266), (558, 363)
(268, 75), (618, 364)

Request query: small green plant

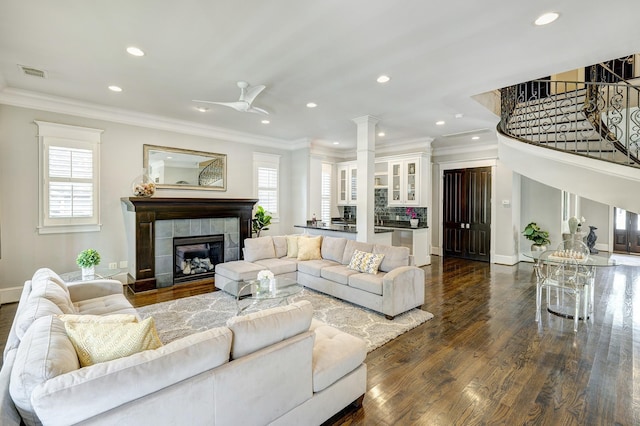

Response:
(522, 222), (550, 245)
(252, 206), (272, 237)
(76, 249), (101, 268)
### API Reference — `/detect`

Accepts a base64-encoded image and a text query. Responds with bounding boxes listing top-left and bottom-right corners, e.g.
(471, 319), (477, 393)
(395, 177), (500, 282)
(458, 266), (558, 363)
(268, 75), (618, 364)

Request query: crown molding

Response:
(374, 137), (434, 156)
(0, 87), (292, 148)
(432, 142), (498, 157)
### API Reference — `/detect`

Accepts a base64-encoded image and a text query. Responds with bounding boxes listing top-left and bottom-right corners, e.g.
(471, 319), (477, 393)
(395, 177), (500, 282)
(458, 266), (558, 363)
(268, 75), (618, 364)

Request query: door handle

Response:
(460, 223), (465, 229)
(466, 223), (470, 229)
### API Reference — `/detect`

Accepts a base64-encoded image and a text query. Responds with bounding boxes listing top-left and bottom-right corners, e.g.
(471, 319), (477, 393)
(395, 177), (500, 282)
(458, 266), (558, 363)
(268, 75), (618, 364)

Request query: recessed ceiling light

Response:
(376, 75), (391, 83)
(167, 156), (173, 159)
(126, 46), (145, 57)
(306, 102), (317, 108)
(378, 132), (385, 137)
(454, 113), (464, 119)
(108, 85), (122, 92)
(535, 12), (559, 26)
(261, 119), (270, 124)
(333, 141), (340, 145)
(436, 120), (445, 125)
(471, 136), (480, 140)
(195, 106), (209, 112)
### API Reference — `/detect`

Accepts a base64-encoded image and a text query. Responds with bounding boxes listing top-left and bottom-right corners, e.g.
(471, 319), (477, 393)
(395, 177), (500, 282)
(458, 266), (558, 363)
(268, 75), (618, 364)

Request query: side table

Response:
(59, 268), (126, 283)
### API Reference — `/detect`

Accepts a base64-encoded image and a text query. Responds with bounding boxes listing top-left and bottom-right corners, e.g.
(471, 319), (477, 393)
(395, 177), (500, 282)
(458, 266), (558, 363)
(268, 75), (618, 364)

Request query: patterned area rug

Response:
(137, 289), (434, 352)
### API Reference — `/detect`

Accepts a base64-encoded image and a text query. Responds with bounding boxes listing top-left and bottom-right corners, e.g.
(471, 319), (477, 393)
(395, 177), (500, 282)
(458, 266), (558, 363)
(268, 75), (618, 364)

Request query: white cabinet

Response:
(337, 162), (357, 205)
(388, 155), (428, 206)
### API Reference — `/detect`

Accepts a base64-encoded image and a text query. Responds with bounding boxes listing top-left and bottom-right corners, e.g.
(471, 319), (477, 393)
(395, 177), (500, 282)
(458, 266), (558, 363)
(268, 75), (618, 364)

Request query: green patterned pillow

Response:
(348, 249), (385, 274)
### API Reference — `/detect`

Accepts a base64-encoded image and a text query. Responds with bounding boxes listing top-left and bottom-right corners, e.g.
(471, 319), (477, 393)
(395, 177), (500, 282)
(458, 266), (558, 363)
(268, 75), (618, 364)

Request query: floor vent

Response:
(18, 65), (47, 79)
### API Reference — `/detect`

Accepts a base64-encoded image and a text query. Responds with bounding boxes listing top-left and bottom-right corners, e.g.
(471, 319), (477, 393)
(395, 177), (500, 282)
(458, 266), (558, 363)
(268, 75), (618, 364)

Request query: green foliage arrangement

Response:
(252, 206), (272, 238)
(522, 222), (551, 245)
(76, 249), (101, 268)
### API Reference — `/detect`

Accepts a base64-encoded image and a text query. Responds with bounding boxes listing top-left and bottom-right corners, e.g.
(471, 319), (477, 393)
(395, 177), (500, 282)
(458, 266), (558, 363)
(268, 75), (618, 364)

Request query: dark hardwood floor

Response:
(1, 257), (638, 425)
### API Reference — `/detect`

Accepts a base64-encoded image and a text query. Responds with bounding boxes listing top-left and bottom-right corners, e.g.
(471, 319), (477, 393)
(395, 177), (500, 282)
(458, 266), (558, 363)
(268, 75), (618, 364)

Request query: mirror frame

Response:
(143, 144), (227, 191)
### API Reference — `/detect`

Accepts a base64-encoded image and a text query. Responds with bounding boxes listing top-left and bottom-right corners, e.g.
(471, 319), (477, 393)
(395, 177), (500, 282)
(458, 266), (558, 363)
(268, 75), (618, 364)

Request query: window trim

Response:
(36, 121), (103, 234)
(253, 152), (280, 223)
(321, 162), (333, 225)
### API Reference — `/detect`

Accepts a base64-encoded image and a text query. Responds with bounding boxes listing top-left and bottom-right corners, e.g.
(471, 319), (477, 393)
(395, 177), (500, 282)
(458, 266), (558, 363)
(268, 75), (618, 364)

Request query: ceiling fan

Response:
(193, 81), (269, 115)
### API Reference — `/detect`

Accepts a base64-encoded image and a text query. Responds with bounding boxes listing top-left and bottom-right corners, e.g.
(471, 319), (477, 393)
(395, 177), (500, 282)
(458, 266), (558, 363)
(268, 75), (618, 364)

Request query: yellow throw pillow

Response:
(286, 235), (300, 258)
(64, 317), (162, 367)
(57, 314), (138, 324)
(348, 249), (385, 274)
(297, 235), (323, 261)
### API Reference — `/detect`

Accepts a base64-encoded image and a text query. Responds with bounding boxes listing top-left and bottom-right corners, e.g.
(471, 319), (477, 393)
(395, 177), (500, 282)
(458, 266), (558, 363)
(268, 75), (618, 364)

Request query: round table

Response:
(524, 251), (617, 320)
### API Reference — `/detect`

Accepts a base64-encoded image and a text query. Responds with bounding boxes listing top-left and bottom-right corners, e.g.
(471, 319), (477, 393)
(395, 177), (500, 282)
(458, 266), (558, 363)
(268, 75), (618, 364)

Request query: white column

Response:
(352, 115), (379, 242)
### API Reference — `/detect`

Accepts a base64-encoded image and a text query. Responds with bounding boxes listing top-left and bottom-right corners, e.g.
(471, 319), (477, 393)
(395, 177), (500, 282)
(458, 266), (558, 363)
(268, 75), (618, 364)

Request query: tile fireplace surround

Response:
(121, 197), (257, 292)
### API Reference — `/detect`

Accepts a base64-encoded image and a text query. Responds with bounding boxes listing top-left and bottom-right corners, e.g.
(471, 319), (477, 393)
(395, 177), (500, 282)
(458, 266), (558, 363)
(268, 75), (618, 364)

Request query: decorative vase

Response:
(568, 217), (578, 234)
(410, 218), (419, 228)
(131, 169), (156, 197)
(259, 278), (270, 290)
(531, 243), (547, 254)
(81, 265), (95, 279)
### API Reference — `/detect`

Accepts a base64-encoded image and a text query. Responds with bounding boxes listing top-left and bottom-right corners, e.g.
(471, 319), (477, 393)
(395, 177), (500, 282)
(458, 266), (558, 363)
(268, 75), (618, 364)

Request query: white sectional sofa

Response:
(215, 235), (425, 319)
(0, 268), (367, 425)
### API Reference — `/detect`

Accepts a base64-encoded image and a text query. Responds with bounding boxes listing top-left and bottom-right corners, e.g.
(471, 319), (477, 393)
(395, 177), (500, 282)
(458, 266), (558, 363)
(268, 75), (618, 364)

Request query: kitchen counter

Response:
(294, 224), (394, 234)
(330, 220), (429, 230)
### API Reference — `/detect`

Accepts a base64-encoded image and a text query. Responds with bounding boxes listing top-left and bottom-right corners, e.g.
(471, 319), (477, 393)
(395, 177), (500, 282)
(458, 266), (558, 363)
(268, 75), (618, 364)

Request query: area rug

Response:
(137, 289), (433, 352)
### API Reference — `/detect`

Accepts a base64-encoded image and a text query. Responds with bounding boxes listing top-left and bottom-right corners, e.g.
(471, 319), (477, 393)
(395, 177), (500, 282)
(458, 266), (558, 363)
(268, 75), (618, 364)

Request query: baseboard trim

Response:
(1, 286), (23, 304)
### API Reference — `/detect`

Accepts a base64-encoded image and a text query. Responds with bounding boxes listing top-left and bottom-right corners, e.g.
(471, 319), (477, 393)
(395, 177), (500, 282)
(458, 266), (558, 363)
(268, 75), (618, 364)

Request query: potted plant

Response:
(522, 222), (550, 252)
(252, 206), (272, 237)
(406, 207), (419, 228)
(76, 248), (101, 278)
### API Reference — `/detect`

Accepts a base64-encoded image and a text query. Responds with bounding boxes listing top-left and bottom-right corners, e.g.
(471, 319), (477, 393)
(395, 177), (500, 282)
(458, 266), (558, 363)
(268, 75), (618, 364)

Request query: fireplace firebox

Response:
(173, 235), (224, 284)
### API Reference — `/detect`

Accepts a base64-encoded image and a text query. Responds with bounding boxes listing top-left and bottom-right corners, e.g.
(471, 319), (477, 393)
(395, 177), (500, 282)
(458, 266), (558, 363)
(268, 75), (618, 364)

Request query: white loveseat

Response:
(1, 268), (367, 426)
(215, 235), (425, 319)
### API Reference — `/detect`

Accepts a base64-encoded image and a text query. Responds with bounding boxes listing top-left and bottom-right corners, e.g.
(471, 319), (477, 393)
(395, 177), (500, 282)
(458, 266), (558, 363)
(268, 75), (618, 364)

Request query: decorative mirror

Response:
(143, 144), (227, 191)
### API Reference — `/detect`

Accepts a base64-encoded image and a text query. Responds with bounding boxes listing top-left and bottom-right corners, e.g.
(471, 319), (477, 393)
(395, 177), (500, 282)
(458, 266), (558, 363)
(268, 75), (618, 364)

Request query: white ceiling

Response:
(1, 0), (639, 151)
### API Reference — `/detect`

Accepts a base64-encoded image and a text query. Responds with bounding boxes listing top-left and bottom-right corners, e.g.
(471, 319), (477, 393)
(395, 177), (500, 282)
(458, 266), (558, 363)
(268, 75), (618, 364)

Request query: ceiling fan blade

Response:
(193, 100), (248, 111)
(247, 106), (269, 115)
(242, 85), (266, 104)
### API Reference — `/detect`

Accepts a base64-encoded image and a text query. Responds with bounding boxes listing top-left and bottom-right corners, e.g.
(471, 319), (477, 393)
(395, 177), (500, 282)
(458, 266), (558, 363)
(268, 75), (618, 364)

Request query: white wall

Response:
(0, 105), (292, 292)
(520, 176), (562, 251)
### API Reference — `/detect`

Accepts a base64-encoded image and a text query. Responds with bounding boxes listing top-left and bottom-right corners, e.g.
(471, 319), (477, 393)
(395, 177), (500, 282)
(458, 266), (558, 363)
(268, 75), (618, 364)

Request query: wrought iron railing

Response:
(499, 77), (640, 168)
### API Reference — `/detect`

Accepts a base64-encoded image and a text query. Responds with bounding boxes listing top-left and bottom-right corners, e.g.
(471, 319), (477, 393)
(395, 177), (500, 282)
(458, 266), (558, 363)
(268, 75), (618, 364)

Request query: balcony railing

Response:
(499, 77), (640, 168)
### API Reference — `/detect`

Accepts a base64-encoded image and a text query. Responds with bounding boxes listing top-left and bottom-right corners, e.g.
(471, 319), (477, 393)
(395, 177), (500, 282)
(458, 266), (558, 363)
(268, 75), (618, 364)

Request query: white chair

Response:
(535, 250), (587, 332)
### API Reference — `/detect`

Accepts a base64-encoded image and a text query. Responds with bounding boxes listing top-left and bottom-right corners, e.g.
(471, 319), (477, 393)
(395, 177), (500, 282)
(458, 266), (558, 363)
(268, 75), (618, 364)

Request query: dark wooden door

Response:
(443, 167), (491, 261)
(614, 208), (640, 253)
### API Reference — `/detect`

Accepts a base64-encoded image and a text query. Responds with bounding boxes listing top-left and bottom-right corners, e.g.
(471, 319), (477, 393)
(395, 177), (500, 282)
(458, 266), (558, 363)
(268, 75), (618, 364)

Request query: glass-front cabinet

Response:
(337, 162), (357, 205)
(388, 156), (425, 206)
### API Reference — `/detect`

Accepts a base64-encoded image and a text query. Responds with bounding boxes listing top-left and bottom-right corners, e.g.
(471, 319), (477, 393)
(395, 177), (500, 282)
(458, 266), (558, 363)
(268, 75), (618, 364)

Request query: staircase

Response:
(497, 65), (640, 213)
(500, 79), (640, 167)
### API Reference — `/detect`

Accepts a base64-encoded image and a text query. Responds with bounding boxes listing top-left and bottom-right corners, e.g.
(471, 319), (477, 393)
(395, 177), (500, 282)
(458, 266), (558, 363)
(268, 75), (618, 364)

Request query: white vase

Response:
(410, 218), (419, 228)
(81, 266), (95, 279)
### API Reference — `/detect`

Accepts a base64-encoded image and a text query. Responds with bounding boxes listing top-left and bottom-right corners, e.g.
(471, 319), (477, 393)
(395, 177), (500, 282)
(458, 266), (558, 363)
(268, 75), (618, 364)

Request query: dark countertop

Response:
(294, 224), (394, 234)
(330, 219), (429, 230)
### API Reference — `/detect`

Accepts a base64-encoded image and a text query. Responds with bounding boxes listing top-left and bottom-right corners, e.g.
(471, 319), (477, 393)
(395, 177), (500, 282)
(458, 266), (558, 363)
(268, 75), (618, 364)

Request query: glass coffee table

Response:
(222, 276), (303, 314)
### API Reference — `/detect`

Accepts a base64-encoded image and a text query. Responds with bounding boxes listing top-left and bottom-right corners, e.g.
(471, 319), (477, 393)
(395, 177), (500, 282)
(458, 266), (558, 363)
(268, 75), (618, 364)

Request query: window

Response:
(36, 121), (103, 234)
(321, 163), (332, 224)
(253, 153), (280, 221)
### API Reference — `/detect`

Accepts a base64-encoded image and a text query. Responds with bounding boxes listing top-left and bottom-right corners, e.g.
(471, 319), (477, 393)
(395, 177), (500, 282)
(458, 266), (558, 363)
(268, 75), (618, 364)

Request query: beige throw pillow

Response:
(286, 235), (300, 258)
(64, 317), (162, 367)
(348, 249), (385, 274)
(297, 236), (323, 260)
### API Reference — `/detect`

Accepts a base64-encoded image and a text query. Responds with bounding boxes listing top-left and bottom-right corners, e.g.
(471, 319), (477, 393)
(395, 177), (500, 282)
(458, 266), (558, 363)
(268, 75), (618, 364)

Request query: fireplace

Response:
(121, 197), (258, 292)
(173, 234), (224, 284)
